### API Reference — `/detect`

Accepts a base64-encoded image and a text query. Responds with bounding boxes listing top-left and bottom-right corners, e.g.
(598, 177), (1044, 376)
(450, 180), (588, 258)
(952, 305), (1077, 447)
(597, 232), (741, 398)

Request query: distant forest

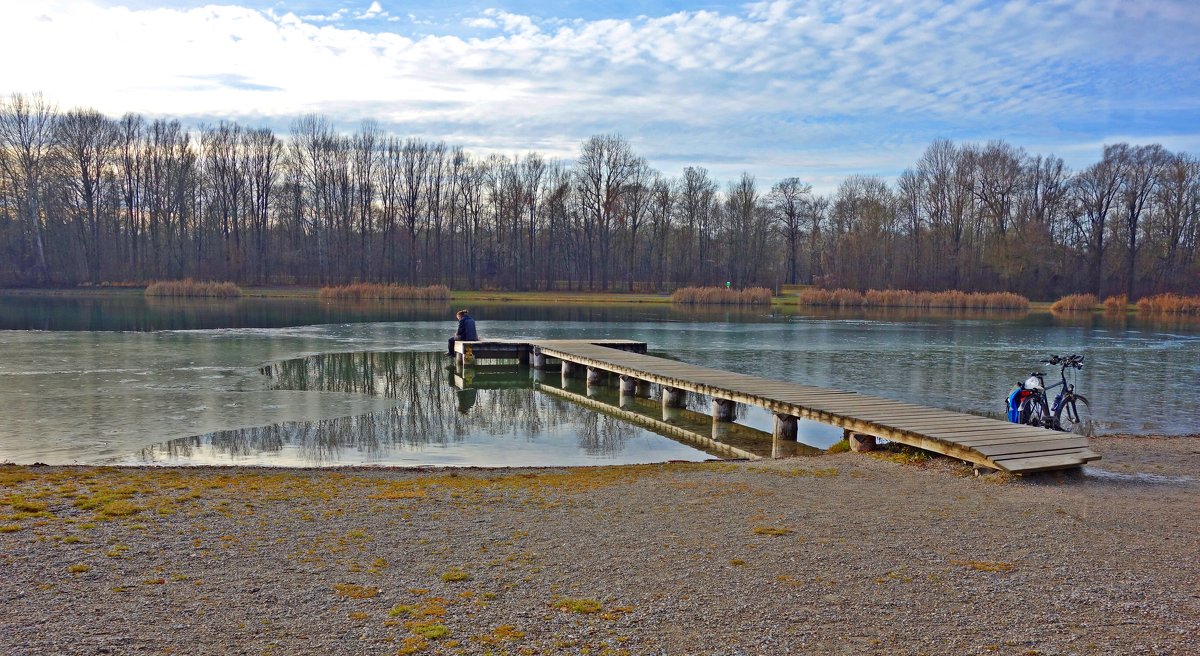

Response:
(1, 93), (1197, 299)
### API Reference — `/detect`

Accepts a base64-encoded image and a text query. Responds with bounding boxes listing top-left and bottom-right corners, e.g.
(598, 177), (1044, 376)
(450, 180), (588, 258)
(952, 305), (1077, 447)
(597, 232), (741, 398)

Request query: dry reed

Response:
(799, 288), (1028, 310)
(1050, 293), (1098, 313)
(670, 286), (774, 305)
(1135, 293), (1200, 314)
(144, 279), (241, 298)
(317, 283), (451, 301)
(1102, 295), (1128, 313)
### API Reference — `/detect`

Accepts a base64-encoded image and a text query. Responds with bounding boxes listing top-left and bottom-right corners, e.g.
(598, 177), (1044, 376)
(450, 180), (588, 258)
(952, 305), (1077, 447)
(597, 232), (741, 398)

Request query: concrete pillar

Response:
(773, 414), (798, 441)
(586, 382), (603, 399)
(559, 371), (583, 393)
(586, 367), (606, 386)
(532, 350), (547, 370)
(712, 398), (736, 422)
(619, 389), (634, 409)
(635, 380), (653, 398)
(662, 404), (683, 423)
(619, 375), (637, 394)
(847, 430), (876, 452)
(561, 360), (579, 378)
(662, 386), (687, 408)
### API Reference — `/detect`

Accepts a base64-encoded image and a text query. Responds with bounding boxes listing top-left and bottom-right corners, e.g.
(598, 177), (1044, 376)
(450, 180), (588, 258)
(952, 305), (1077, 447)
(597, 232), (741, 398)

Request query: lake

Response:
(1, 294), (1197, 466)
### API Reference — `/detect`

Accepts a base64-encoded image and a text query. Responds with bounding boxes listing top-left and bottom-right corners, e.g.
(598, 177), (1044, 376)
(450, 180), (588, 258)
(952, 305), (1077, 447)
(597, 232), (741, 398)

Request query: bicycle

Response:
(1006, 354), (1090, 433)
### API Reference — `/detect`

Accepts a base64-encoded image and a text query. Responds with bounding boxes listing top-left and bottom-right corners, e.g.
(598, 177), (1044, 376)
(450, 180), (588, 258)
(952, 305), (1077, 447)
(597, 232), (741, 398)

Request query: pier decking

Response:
(454, 339), (1099, 474)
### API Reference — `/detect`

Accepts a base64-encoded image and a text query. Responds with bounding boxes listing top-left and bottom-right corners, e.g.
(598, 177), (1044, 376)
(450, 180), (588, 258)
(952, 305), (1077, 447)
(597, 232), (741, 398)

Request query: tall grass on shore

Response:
(144, 279), (241, 298)
(1135, 293), (1200, 315)
(670, 286), (774, 305)
(798, 288), (1029, 310)
(1050, 293), (1098, 313)
(317, 283), (451, 301)
(1102, 295), (1128, 313)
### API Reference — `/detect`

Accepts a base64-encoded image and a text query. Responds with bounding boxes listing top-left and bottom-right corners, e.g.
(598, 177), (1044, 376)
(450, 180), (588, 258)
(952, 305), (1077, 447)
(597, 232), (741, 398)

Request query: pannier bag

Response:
(1006, 385), (1033, 423)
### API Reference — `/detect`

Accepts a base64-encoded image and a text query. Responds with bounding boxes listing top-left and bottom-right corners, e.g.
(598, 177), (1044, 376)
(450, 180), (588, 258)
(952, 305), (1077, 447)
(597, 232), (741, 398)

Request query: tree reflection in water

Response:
(131, 352), (692, 467)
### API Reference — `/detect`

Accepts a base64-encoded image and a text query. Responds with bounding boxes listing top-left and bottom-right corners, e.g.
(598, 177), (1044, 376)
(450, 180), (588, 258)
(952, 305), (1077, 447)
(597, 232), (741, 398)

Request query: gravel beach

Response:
(2, 435), (1197, 655)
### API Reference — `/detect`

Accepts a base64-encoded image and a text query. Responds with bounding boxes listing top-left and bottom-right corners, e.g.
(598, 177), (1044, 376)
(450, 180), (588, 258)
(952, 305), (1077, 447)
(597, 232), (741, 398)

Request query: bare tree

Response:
(54, 108), (118, 282)
(245, 127), (282, 283)
(769, 176), (812, 285)
(1149, 152), (1199, 292)
(1069, 146), (1126, 297)
(1113, 143), (1169, 298)
(575, 134), (637, 290)
(0, 93), (57, 282)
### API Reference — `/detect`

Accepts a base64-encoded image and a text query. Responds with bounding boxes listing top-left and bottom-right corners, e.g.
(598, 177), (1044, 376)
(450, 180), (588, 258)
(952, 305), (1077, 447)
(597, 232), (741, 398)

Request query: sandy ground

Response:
(2, 435), (1197, 655)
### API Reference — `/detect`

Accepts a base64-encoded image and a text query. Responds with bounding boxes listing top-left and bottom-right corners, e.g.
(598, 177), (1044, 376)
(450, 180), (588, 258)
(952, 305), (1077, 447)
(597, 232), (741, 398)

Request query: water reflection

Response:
(121, 352), (721, 467)
(122, 351), (832, 467)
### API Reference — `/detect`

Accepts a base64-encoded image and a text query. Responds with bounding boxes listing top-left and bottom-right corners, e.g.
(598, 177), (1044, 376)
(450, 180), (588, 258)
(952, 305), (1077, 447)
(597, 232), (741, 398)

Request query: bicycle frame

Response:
(1013, 355), (1088, 432)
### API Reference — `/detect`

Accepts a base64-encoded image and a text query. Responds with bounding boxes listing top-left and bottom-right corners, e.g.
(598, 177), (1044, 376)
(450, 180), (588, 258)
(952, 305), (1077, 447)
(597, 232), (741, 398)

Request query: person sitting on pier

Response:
(448, 309), (478, 356)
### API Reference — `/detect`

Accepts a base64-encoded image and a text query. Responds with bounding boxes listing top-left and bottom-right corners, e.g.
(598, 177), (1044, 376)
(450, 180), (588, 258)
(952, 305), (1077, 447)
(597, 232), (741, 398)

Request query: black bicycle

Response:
(1006, 354), (1090, 433)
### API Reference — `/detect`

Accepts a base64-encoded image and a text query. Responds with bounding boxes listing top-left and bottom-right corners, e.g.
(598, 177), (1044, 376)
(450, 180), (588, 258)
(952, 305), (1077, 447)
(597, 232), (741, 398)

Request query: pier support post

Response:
(532, 349), (547, 370)
(773, 414), (798, 441)
(662, 404), (683, 423)
(662, 386), (687, 409)
(619, 375), (637, 394)
(619, 389), (634, 409)
(712, 398), (736, 422)
(561, 360), (579, 378)
(635, 380), (653, 398)
(847, 430), (876, 452)
(586, 367), (607, 386)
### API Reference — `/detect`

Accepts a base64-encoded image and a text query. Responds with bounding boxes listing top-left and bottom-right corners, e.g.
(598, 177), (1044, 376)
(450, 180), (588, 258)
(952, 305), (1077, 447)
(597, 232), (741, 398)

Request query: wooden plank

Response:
(888, 421), (1010, 433)
(953, 432), (1082, 446)
(975, 438), (1091, 457)
(993, 453), (1089, 473)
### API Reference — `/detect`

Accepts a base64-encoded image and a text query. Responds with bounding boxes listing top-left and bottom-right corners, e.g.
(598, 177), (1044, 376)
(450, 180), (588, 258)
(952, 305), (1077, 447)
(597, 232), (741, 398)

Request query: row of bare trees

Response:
(2, 93), (1198, 298)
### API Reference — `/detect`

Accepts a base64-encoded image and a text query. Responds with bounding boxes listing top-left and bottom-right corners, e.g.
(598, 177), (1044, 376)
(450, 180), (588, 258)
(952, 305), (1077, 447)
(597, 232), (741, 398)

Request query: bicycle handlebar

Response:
(1041, 354), (1084, 369)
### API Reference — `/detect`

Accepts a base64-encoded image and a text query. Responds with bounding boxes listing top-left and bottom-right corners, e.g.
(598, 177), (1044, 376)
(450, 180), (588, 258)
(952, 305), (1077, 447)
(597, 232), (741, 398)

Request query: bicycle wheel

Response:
(1056, 394), (1090, 434)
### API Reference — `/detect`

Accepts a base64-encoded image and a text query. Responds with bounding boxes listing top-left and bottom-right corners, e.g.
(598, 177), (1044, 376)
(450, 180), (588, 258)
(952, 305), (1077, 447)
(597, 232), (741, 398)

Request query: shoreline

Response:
(2, 286), (1066, 312)
(3, 435), (1197, 654)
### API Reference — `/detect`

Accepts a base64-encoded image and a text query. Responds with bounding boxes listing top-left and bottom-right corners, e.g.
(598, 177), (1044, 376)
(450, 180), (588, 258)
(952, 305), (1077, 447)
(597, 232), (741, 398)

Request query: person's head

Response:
(456, 309), (469, 319)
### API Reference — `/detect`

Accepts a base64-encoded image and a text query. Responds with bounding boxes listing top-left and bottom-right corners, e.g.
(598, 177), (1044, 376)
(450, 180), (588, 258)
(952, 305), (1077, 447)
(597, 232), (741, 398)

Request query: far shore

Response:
(0, 285), (1069, 312)
(1, 434), (1196, 654)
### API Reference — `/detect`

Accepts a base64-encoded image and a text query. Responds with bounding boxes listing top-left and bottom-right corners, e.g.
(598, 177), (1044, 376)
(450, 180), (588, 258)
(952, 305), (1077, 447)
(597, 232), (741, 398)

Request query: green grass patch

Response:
(552, 598), (602, 614)
(827, 439), (851, 453)
(332, 583), (380, 599)
(752, 526), (796, 536)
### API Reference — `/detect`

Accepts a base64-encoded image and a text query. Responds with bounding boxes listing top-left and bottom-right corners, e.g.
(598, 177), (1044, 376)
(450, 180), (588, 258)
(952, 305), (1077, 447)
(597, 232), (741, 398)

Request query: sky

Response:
(2, 0), (1198, 192)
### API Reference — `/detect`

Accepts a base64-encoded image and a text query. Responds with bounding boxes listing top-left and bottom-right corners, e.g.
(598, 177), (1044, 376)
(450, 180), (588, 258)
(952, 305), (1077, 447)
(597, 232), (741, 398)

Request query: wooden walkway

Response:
(455, 339), (1100, 473)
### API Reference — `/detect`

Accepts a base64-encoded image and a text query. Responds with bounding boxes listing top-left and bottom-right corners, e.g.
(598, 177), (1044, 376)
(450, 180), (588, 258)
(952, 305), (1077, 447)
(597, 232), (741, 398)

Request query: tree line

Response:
(1, 93), (1197, 299)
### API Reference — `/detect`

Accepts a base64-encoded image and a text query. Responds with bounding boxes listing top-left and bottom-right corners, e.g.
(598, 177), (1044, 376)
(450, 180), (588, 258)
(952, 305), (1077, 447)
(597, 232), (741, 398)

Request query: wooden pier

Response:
(453, 339), (1100, 474)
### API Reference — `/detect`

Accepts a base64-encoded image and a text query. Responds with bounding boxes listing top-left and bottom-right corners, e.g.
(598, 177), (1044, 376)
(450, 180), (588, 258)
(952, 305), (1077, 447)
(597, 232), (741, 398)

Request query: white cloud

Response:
(464, 17), (498, 29)
(0, 0), (1196, 186)
(357, 1), (386, 20)
(301, 8), (347, 22)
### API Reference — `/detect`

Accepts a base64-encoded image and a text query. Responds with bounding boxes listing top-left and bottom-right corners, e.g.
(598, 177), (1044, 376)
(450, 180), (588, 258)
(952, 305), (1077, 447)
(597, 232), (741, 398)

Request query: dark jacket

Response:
(455, 316), (478, 341)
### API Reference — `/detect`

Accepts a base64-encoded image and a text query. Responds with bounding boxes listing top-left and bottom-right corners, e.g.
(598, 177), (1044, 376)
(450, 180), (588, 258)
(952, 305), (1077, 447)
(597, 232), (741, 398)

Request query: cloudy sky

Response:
(2, 0), (1198, 191)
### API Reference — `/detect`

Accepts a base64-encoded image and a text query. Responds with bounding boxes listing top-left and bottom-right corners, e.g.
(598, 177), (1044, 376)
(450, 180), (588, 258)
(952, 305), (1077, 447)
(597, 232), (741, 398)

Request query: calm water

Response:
(1, 295), (1198, 465)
